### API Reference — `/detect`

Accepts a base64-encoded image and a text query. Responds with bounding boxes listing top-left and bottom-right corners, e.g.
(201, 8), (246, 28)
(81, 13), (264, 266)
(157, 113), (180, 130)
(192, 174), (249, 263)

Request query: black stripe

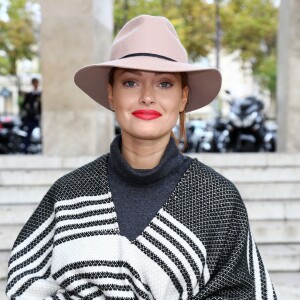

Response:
(56, 207), (114, 222)
(256, 245), (268, 300)
(55, 218), (117, 235)
(62, 292), (73, 300)
(14, 266), (51, 297)
(60, 272), (127, 288)
(72, 282), (95, 294)
(53, 229), (118, 246)
(53, 260), (151, 298)
(132, 240), (183, 297)
(84, 288), (104, 299)
(143, 231), (193, 298)
(157, 214), (206, 269)
(12, 194), (56, 247)
(54, 260), (122, 279)
(55, 198), (111, 212)
(150, 222), (203, 287)
(248, 232), (255, 281)
(60, 271), (148, 298)
(9, 219), (55, 265)
(7, 250), (52, 291)
(120, 52), (177, 62)
(91, 283), (132, 292)
(8, 236), (54, 279)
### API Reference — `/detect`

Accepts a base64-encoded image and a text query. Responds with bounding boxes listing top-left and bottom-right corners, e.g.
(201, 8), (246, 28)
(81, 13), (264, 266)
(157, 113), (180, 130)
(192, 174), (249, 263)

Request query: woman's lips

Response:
(132, 110), (162, 120)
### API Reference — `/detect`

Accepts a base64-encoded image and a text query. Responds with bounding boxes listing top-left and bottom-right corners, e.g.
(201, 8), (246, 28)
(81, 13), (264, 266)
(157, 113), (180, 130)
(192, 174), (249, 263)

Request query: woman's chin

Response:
(123, 130), (171, 142)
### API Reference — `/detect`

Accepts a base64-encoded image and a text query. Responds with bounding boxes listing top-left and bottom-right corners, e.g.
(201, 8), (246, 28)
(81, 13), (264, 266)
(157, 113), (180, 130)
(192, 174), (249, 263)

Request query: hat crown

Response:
(110, 15), (188, 63)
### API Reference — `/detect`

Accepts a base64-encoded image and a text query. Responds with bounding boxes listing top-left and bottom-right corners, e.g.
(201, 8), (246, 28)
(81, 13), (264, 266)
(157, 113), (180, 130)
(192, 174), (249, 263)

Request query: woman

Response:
(6, 15), (277, 300)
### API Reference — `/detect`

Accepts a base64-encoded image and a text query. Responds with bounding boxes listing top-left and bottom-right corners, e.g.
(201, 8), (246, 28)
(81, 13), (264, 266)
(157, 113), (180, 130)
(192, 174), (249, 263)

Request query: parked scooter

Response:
(217, 93), (276, 152)
(173, 120), (214, 153)
(0, 115), (42, 154)
(210, 116), (228, 153)
(0, 115), (27, 154)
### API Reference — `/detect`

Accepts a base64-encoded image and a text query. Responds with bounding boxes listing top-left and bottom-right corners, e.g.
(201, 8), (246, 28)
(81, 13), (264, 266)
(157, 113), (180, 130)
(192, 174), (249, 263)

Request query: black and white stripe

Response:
(247, 231), (276, 300)
(132, 209), (209, 299)
(6, 155), (277, 300)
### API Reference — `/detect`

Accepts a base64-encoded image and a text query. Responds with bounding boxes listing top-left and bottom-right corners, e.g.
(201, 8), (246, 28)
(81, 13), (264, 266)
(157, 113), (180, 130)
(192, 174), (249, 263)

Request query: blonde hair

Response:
(172, 72), (188, 150)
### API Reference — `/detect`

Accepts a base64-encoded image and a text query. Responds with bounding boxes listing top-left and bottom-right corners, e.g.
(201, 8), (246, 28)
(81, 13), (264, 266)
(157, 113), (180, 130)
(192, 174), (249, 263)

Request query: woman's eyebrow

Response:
(119, 69), (143, 76)
(154, 72), (177, 78)
(119, 69), (176, 77)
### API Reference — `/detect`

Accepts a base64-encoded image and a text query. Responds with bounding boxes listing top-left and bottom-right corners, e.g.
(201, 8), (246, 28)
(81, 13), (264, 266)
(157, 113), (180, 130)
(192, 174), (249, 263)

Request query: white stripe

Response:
(8, 222), (55, 273)
(55, 193), (112, 209)
(148, 221), (199, 296)
(89, 296), (105, 300)
(56, 211), (116, 228)
(88, 296), (105, 300)
(56, 266), (149, 298)
(159, 210), (210, 284)
(139, 234), (187, 299)
(103, 289), (134, 298)
(247, 231), (251, 271)
(60, 275), (134, 299)
(8, 258), (53, 298)
(55, 266), (126, 284)
(55, 202), (114, 218)
(52, 236), (155, 299)
(54, 223), (117, 241)
(156, 217), (204, 276)
(10, 213), (54, 259)
(8, 242), (53, 286)
(264, 264), (275, 300)
(78, 285), (99, 297)
(252, 235), (262, 300)
(57, 294), (67, 300)
(65, 277), (125, 295)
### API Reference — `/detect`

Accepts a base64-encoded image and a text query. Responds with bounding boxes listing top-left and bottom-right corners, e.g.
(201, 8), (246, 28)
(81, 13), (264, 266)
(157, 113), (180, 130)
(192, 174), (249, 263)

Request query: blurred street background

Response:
(0, 0), (300, 299)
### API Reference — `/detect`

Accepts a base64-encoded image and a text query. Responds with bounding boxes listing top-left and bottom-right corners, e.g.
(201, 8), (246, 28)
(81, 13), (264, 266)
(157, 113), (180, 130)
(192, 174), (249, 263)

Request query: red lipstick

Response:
(132, 110), (162, 120)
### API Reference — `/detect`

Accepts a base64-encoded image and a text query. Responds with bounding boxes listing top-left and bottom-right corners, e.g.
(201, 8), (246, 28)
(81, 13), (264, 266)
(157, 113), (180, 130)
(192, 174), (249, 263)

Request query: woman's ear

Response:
(180, 86), (189, 112)
(107, 84), (114, 109)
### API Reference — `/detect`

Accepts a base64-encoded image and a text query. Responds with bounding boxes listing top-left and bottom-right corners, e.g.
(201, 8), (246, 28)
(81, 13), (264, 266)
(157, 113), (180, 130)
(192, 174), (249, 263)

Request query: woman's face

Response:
(107, 69), (188, 143)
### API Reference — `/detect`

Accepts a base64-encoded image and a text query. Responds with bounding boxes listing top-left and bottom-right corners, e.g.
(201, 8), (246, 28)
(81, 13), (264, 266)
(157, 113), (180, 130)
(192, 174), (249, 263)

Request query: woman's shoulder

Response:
(179, 157), (246, 213)
(50, 154), (110, 200)
(187, 158), (239, 193)
(165, 157), (249, 246)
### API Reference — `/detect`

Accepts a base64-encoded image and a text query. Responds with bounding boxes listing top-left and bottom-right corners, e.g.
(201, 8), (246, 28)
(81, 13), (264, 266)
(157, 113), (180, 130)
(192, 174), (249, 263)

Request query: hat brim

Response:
(74, 56), (222, 112)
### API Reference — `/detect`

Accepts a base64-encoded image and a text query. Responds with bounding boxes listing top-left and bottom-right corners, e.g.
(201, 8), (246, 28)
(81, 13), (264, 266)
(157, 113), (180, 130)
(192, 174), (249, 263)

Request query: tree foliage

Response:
(0, 0), (36, 75)
(114, 0), (278, 96)
(221, 0), (278, 97)
(114, 0), (215, 60)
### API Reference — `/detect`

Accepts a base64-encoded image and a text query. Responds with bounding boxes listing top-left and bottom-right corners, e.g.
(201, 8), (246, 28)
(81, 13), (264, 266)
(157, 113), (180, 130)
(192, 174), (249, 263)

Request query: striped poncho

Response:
(6, 155), (277, 299)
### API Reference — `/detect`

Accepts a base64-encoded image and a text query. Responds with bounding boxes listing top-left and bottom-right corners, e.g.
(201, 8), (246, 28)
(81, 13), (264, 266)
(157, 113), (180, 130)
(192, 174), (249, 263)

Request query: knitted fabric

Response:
(6, 155), (277, 300)
(108, 135), (192, 240)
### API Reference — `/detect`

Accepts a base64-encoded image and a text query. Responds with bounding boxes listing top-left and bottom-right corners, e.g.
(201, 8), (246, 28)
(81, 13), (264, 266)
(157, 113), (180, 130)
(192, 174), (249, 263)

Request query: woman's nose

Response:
(139, 86), (156, 105)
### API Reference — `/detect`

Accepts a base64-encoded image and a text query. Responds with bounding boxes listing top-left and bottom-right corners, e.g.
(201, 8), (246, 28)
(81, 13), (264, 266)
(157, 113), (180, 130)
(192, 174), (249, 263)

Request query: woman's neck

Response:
(120, 133), (171, 169)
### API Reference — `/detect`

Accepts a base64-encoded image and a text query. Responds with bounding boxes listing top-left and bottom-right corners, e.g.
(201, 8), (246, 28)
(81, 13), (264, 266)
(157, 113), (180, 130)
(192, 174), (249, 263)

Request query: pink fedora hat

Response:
(74, 15), (222, 112)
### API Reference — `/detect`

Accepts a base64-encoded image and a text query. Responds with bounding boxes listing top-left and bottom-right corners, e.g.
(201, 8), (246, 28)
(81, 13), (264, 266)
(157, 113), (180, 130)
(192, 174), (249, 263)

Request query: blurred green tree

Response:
(114, 0), (278, 97)
(114, 0), (215, 60)
(0, 0), (36, 75)
(221, 0), (278, 97)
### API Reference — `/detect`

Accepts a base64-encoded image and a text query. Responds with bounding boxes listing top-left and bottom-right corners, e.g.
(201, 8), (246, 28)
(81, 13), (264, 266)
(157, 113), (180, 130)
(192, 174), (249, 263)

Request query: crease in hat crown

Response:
(110, 15), (188, 63)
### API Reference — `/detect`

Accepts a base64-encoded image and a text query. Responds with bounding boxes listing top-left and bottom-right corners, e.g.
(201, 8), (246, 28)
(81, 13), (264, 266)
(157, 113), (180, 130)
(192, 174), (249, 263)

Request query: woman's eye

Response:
(123, 81), (136, 88)
(159, 82), (173, 89)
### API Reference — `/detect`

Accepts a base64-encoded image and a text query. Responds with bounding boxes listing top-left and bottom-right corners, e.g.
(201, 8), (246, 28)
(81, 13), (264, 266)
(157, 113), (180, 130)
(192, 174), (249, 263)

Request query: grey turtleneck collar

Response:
(109, 134), (183, 187)
(107, 135), (192, 241)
